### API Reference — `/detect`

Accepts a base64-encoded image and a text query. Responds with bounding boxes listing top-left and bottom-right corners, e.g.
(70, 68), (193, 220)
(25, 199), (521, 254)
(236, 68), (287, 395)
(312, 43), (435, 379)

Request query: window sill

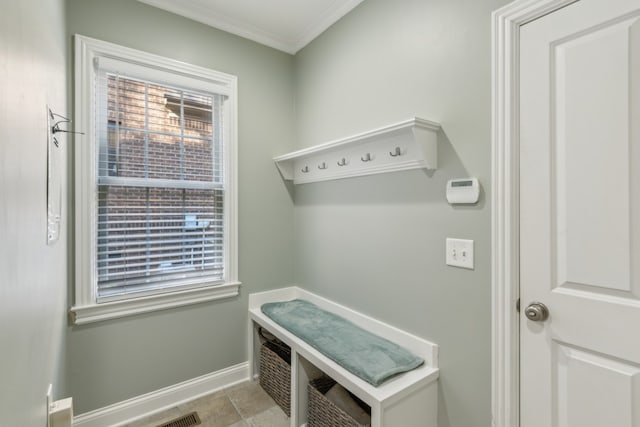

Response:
(70, 281), (241, 325)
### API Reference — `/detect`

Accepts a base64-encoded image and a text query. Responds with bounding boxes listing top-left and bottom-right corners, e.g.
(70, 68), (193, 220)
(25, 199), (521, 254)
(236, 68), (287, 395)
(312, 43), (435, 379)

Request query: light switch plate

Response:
(446, 238), (474, 269)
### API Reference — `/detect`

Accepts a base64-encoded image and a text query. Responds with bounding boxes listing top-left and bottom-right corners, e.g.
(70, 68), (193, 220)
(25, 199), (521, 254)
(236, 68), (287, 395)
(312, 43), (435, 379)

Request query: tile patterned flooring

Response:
(122, 380), (289, 427)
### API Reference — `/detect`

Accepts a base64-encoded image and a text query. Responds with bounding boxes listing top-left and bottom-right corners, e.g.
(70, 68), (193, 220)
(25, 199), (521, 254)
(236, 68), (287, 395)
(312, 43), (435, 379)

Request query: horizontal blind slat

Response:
(98, 177), (223, 190)
(97, 248), (224, 261)
(98, 230), (222, 242)
(98, 260), (224, 275)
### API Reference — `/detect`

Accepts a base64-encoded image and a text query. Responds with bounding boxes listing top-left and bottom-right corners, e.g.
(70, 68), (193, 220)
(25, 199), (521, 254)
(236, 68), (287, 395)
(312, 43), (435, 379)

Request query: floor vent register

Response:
(157, 411), (201, 427)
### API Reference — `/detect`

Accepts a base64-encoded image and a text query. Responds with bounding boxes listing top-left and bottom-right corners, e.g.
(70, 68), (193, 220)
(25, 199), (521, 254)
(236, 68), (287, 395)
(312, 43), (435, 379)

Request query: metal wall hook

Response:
(318, 162), (328, 170)
(301, 166), (309, 173)
(52, 126), (85, 136)
(389, 147), (402, 157)
(49, 109), (85, 137)
(337, 158), (348, 167)
(361, 153), (372, 162)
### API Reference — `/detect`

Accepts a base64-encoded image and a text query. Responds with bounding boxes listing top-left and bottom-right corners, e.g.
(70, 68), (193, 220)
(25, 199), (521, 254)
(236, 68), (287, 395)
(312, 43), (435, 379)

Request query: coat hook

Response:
(318, 162), (328, 170)
(337, 158), (348, 167)
(361, 153), (372, 162)
(301, 166), (309, 173)
(49, 109), (85, 137)
(389, 147), (402, 157)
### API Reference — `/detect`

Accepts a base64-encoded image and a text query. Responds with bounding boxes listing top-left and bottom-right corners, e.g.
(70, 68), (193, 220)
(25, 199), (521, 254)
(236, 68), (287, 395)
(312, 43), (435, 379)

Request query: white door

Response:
(520, 0), (640, 426)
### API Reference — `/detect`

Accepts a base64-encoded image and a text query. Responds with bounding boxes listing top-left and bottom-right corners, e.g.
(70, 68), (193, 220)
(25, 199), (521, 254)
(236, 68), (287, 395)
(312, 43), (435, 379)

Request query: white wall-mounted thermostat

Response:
(446, 178), (480, 204)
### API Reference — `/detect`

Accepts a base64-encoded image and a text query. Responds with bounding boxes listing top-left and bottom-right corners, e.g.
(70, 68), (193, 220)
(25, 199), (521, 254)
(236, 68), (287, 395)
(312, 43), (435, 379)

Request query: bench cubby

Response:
(248, 287), (439, 427)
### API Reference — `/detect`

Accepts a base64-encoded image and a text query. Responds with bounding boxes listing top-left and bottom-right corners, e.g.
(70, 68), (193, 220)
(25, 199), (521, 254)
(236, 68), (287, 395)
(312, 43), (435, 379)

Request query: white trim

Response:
(491, 1), (577, 427)
(292, 0), (366, 53)
(70, 282), (240, 325)
(79, 35), (236, 88)
(135, 0), (364, 55)
(74, 34), (97, 309)
(94, 55), (232, 95)
(225, 71), (239, 291)
(137, 0), (295, 54)
(73, 362), (249, 427)
(73, 34), (239, 324)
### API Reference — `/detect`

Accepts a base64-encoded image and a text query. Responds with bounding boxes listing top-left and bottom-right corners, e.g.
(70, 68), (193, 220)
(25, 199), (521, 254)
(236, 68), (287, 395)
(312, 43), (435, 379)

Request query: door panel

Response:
(554, 17), (639, 294)
(520, 0), (640, 426)
(555, 343), (640, 427)
(554, 18), (634, 292)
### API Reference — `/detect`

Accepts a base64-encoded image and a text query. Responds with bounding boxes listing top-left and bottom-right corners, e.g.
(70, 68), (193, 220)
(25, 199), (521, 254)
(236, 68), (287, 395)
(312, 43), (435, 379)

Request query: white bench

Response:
(248, 287), (439, 427)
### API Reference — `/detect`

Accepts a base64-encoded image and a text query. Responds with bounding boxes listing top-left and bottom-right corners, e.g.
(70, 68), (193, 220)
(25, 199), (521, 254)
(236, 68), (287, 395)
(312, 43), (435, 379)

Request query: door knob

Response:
(524, 302), (549, 322)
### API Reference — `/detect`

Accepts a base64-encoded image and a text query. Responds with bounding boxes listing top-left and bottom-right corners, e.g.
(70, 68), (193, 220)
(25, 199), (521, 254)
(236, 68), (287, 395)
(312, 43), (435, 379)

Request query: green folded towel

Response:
(261, 299), (424, 386)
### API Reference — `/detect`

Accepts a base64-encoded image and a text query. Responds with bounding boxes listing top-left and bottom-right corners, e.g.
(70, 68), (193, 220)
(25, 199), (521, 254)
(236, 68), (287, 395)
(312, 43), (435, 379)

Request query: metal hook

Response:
(52, 126), (85, 136)
(318, 162), (328, 170)
(389, 147), (402, 157)
(49, 109), (85, 136)
(301, 166), (309, 173)
(337, 158), (348, 167)
(361, 153), (372, 162)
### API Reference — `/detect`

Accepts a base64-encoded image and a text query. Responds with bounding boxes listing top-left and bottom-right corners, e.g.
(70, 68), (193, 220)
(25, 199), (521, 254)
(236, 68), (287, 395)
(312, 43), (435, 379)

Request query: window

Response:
(72, 35), (238, 324)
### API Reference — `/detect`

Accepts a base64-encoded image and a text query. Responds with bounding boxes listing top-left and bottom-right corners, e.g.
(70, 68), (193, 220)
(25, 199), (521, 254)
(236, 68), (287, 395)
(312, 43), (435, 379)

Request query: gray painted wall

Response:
(2, 0), (512, 423)
(0, 0), (68, 425)
(293, 1), (509, 426)
(65, 0), (296, 413)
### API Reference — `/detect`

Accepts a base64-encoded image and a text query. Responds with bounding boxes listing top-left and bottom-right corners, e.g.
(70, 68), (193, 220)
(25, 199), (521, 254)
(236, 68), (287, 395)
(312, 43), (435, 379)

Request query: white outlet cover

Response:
(446, 238), (474, 269)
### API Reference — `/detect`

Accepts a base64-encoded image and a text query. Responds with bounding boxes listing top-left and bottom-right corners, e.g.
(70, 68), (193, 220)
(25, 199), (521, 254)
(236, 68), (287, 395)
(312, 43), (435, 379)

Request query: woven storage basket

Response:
(259, 334), (291, 417)
(307, 377), (371, 427)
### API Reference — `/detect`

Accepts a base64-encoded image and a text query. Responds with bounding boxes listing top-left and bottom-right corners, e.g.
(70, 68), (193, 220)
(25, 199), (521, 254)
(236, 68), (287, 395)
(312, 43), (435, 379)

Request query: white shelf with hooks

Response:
(274, 117), (441, 184)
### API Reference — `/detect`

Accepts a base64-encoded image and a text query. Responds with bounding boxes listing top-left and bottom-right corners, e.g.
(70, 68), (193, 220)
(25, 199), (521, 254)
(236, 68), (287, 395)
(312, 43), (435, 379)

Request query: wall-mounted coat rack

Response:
(46, 108), (85, 244)
(274, 117), (441, 185)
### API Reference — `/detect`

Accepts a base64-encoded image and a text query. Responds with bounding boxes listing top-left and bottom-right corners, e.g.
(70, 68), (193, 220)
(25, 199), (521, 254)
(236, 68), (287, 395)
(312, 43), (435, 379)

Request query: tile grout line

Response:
(223, 385), (253, 426)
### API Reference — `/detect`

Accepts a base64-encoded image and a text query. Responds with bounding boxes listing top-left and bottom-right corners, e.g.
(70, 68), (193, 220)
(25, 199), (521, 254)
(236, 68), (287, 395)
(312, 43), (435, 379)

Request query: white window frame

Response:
(71, 35), (239, 325)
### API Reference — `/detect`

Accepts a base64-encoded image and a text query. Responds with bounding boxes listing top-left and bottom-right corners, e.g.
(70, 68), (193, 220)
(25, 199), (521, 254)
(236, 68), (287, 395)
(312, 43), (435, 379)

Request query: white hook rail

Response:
(274, 117), (441, 185)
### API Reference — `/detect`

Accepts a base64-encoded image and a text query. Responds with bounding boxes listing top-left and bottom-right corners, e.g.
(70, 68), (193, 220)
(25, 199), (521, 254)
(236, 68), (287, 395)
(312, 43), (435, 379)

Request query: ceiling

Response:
(137, 0), (365, 54)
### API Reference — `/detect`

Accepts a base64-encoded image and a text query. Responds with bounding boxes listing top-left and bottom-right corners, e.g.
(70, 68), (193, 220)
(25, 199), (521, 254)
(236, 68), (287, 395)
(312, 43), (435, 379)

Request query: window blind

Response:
(95, 72), (227, 301)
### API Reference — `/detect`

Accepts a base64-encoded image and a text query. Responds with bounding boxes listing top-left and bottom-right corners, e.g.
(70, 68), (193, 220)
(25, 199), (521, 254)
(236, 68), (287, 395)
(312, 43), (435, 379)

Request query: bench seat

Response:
(249, 287), (439, 427)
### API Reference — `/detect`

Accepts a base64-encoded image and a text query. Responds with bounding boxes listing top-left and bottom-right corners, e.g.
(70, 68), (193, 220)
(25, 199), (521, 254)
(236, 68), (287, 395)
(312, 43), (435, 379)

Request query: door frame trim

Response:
(491, 1), (577, 426)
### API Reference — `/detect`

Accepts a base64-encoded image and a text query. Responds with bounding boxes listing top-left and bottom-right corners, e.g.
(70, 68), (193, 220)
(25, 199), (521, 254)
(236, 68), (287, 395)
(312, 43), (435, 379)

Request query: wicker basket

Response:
(307, 377), (371, 427)
(259, 335), (291, 417)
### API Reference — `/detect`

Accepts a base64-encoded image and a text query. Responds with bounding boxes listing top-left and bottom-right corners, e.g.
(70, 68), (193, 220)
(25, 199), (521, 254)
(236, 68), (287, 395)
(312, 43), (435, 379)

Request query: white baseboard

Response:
(73, 362), (250, 427)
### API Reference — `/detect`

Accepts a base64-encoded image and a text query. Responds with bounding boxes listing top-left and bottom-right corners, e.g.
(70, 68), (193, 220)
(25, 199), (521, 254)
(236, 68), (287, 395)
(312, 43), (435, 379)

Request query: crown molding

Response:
(137, 0), (364, 54)
(292, 0), (364, 52)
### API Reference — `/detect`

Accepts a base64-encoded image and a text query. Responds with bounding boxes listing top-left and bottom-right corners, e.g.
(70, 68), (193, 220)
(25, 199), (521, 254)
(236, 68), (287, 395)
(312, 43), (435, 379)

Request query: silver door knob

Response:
(524, 302), (549, 322)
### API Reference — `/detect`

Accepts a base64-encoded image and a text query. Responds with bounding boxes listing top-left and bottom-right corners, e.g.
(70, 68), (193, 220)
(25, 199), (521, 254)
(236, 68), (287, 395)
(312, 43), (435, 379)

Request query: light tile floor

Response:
(122, 381), (289, 427)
